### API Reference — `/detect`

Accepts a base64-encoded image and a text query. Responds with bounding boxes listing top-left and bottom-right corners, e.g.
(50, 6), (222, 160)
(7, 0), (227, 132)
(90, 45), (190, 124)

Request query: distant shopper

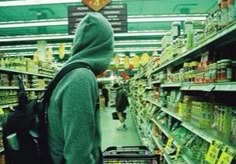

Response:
(114, 83), (129, 131)
(101, 84), (109, 107)
(98, 83), (109, 110)
(47, 13), (114, 164)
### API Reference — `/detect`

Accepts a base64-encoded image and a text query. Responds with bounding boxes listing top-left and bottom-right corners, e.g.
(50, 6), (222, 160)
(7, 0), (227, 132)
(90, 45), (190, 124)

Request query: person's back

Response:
(116, 87), (129, 112)
(47, 13), (114, 164)
(114, 83), (129, 131)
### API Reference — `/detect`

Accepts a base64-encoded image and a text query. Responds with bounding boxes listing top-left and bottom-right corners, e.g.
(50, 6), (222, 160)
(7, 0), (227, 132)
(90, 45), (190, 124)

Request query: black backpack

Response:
(2, 62), (91, 164)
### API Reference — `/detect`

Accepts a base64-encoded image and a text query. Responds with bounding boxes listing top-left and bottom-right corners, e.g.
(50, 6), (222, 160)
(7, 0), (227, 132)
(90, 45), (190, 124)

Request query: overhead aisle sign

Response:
(68, 4), (127, 34)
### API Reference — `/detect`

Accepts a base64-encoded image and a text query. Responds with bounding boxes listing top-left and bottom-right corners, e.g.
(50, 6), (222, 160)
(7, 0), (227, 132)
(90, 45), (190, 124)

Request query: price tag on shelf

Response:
(217, 146), (235, 164)
(9, 105), (14, 111)
(175, 145), (181, 160)
(165, 137), (174, 153)
(202, 84), (215, 92)
(0, 107), (4, 115)
(205, 141), (222, 164)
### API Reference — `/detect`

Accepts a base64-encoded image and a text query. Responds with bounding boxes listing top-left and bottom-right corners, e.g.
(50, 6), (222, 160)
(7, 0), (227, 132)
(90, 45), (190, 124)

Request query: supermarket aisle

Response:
(100, 107), (141, 151)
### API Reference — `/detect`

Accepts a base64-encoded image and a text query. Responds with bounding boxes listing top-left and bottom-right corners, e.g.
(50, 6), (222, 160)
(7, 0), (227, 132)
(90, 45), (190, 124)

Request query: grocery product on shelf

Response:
(131, 12), (236, 163)
(0, 90), (17, 106)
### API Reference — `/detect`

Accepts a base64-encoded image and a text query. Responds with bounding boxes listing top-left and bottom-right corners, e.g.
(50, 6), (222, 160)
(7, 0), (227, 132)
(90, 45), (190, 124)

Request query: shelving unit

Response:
(0, 104), (18, 109)
(151, 80), (161, 85)
(0, 68), (54, 78)
(0, 86), (19, 90)
(151, 22), (236, 74)
(151, 118), (196, 164)
(161, 83), (182, 88)
(181, 82), (236, 92)
(145, 96), (236, 158)
(0, 86), (46, 91)
(130, 19), (236, 164)
(151, 135), (173, 164)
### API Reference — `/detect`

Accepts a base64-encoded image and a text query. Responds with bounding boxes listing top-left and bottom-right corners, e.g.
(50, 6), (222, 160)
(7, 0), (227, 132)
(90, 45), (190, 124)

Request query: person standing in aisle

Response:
(47, 13), (114, 164)
(98, 83), (109, 111)
(114, 83), (129, 131)
(101, 83), (109, 107)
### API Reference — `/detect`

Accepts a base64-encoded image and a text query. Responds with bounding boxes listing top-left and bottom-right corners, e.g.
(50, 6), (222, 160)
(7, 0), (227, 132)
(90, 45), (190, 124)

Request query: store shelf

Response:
(152, 22), (236, 74)
(182, 154), (196, 164)
(145, 86), (153, 90)
(134, 73), (145, 80)
(151, 134), (173, 164)
(151, 119), (197, 164)
(151, 134), (164, 150)
(0, 68), (53, 78)
(0, 148), (4, 154)
(0, 86), (46, 91)
(157, 82), (236, 92)
(25, 88), (46, 91)
(181, 121), (236, 151)
(0, 86), (18, 90)
(138, 113), (145, 123)
(151, 119), (172, 138)
(131, 111), (144, 142)
(163, 153), (174, 164)
(151, 80), (161, 85)
(161, 83), (182, 88)
(0, 103), (18, 109)
(214, 82), (236, 91)
(145, 98), (182, 121)
(144, 98), (161, 107)
(39, 67), (55, 73)
(181, 82), (236, 92)
(160, 107), (182, 121)
(149, 100), (236, 153)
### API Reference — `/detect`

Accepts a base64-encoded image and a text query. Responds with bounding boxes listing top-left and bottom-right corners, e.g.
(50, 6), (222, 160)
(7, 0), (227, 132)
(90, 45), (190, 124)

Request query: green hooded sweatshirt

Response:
(48, 13), (114, 164)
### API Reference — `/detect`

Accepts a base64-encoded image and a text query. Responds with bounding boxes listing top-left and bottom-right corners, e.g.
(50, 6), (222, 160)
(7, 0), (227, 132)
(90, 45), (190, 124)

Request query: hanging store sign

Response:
(68, 4), (127, 34)
(82, 0), (111, 12)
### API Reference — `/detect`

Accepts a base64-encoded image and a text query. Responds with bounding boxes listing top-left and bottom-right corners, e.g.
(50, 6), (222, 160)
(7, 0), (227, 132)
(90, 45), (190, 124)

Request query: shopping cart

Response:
(103, 146), (159, 164)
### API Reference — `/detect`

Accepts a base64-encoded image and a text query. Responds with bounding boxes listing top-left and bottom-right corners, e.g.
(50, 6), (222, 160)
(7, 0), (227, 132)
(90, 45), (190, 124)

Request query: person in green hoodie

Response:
(47, 13), (114, 164)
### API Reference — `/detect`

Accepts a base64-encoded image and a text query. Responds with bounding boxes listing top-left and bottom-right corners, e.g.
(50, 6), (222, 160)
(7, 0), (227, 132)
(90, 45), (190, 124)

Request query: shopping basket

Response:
(103, 146), (158, 164)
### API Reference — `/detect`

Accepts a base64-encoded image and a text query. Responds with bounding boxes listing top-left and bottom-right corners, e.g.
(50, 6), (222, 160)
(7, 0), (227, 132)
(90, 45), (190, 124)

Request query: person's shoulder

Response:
(64, 68), (95, 83)
(70, 67), (93, 77)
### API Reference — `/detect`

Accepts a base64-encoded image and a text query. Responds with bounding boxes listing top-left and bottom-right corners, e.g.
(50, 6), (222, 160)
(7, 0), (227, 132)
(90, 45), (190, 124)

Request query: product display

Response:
(1, 0), (236, 163)
(129, 3), (236, 163)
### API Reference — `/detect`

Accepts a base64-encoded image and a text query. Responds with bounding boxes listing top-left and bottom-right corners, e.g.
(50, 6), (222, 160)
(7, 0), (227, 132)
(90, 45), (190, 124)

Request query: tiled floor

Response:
(100, 107), (141, 151)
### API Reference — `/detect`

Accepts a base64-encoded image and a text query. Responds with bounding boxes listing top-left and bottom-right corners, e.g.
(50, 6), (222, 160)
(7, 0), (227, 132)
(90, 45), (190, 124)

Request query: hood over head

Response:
(66, 12), (114, 75)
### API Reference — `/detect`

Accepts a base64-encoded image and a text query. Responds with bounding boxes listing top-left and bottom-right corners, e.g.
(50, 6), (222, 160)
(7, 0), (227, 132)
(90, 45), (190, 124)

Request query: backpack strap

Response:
(43, 62), (91, 103)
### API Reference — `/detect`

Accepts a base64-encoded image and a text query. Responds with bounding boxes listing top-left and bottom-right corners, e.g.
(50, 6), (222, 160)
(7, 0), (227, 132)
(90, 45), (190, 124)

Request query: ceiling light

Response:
(0, 31), (166, 42)
(0, 35), (74, 42)
(0, 20), (67, 28)
(114, 48), (161, 53)
(128, 15), (207, 22)
(0, 14), (207, 29)
(0, 0), (79, 7)
(0, 44), (162, 55)
(115, 40), (161, 46)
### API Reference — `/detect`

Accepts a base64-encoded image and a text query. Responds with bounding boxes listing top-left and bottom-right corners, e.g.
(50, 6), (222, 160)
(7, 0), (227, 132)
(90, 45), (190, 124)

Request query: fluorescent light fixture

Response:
(3, 47), (161, 57)
(0, 20), (67, 28)
(115, 40), (161, 46)
(0, 45), (161, 55)
(115, 31), (167, 37)
(0, 0), (80, 7)
(0, 31), (166, 42)
(128, 14), (207, 22)
(0, 35), (73, 42)
(0, 40), (161, 52)
(0, 14), (206, 29)
(0, 43), (71, 51)
(114, 48), (161, 53)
